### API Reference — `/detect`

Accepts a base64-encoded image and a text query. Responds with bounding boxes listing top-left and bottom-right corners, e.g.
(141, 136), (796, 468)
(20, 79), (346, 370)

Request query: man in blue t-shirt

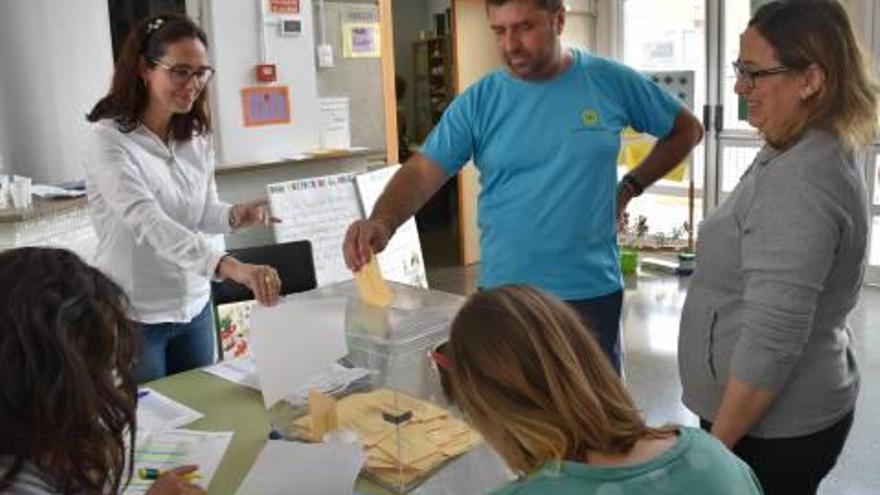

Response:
(342, 0), (702, 372)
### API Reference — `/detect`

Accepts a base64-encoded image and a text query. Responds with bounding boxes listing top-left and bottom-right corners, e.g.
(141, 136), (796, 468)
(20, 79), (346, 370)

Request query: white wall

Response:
(0, 0), (114, 183)
(205, 0), (322, 167)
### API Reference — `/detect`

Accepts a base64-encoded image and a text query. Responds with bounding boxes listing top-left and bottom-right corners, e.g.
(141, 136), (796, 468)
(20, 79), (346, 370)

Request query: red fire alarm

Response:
(255, 64), (277, 83)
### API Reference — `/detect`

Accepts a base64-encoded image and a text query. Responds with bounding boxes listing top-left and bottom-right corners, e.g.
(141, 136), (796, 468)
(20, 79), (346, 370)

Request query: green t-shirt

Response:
(489, 427), (763, 495)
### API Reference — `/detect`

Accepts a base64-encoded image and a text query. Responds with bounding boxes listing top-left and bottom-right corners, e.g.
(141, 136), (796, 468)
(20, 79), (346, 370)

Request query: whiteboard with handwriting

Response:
(267, 168), (428, 288)
(268, 173), (362, 286)
(355, 165), (428, 288)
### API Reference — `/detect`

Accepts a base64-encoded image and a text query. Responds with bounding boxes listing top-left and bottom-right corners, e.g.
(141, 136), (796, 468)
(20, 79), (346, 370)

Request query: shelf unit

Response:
(412, 36), (455, 143)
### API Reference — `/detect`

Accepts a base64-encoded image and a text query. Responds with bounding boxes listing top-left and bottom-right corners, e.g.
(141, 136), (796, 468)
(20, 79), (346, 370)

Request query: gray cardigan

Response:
(679, 129), (867, 438)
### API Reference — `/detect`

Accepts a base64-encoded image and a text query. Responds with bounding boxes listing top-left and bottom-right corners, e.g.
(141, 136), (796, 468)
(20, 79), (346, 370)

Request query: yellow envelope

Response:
(353, 255), (392, 307)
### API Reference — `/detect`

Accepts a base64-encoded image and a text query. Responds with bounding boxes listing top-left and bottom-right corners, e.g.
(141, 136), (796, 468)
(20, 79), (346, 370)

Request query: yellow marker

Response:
(353, 254), (392, 307)
(137, 468), (202, 480)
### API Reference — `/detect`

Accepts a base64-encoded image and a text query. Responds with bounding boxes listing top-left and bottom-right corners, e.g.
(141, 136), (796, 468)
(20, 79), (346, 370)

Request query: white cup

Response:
(0, 175), (9, 209)
(10, 176), (32, 209)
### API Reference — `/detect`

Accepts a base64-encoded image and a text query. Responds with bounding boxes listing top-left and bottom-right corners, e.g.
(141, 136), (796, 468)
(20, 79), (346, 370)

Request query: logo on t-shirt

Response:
(581, 109), (600, 127)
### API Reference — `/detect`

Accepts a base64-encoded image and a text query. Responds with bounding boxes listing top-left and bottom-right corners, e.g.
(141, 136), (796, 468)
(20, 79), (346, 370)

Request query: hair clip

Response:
(146, 17), (165, 34)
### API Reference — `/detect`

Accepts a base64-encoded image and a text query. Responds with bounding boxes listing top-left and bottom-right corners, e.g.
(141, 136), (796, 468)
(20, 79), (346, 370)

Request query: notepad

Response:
(353, 255), (392, 307)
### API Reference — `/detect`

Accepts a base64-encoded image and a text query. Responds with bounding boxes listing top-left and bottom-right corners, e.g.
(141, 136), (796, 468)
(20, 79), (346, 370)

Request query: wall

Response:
(204, 0), (322, 167)
(453, 0), (502, 265)
(315, 1), (385, 150)
(0, 77), (9, 174)
(0, 0), (114, 183)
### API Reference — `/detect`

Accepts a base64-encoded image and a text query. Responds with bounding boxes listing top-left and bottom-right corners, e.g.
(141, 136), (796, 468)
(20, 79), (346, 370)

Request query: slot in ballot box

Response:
(267, 281), (504, 493)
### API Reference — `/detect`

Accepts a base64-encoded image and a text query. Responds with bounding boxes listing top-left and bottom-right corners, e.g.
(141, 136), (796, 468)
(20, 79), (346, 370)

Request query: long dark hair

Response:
(87, 13), (212, 141)
(0, 248), (139, 494)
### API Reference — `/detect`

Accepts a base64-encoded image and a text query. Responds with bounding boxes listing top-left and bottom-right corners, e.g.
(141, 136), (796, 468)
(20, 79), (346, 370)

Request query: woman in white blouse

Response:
(85, 14), (281, 383)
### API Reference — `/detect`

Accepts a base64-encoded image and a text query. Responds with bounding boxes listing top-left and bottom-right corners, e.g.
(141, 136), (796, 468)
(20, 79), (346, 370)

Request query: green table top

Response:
(146, 369), (391, 495)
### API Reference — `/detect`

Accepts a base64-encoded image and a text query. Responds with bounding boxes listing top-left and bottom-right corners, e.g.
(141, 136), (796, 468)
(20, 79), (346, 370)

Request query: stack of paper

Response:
(203, 357), (373, 404)
(292, 388), (482, 486)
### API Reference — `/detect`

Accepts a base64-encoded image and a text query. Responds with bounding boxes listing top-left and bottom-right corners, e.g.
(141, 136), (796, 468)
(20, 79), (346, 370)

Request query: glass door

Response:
(867, 149), (880, 285)
(707, 0), (763, 211)
(620, 0), (707, 246)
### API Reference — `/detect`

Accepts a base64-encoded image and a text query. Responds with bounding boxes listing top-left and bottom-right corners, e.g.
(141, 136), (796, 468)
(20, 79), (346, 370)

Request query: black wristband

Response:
(620, 174), (645, 197)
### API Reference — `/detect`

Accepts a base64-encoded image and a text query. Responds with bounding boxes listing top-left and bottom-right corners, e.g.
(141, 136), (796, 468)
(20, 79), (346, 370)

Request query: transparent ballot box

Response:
(268, 281), (485, 493)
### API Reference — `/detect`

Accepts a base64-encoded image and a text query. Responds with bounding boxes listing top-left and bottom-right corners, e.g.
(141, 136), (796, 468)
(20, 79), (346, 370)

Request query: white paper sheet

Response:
(123, 429), (233, 494)
(249, 297), (349, 408)
(203, 356), (261, 390)
(32, 183), (86, 198)
(136, 388), (204, 431)
(236, 440), (365, 495)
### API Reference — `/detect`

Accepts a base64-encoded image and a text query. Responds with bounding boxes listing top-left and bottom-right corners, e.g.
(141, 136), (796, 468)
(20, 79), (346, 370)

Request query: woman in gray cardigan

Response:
(678, 1), (876, 494)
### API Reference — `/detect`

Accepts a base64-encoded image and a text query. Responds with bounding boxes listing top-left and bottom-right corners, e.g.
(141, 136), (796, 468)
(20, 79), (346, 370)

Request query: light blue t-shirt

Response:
(489, 427), (764, 495)
(421, 49), (682, 299)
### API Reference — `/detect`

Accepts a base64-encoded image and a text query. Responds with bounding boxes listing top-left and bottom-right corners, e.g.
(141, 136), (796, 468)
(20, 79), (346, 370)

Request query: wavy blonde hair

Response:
(441, 285), (673, 476)
(750, 0), (879, 148)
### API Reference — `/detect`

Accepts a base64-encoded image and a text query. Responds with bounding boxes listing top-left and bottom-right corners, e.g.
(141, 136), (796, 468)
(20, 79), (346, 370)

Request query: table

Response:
(148, 281), (512, 494)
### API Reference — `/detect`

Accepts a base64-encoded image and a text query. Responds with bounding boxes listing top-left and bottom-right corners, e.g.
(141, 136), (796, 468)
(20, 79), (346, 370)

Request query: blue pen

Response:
(137, 389), (150, 400)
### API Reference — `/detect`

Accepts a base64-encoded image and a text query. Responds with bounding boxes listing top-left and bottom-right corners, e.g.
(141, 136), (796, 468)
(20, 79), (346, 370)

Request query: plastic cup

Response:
(10, 176), (31, 209)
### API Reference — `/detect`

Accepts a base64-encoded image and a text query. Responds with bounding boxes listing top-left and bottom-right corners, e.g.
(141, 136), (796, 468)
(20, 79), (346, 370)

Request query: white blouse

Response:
(84, 119), (231, 324)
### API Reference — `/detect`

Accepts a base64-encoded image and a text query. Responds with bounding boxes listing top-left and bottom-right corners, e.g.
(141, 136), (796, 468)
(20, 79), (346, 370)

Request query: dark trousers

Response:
(701, 410), (854, 495)
(135, 302), (216, 383)
(566, 290), (623, 373)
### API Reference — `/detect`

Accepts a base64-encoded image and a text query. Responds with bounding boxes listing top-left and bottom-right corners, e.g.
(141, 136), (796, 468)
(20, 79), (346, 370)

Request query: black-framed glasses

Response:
(153, 60), (216, 87)
(732, 60), (792, 89)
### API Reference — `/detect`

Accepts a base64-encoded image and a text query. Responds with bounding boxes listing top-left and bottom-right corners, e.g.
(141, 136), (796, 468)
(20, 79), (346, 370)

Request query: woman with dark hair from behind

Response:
(433, 285), (762, 494)
(0, 247), (203, 494)
(679, 1), (876, 493)
(85, 14), (282, 383)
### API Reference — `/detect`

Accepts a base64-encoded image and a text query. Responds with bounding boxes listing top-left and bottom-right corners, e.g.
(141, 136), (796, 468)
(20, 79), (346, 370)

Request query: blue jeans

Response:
(135, 302), (216, 383)
(566, 290), (623, 374)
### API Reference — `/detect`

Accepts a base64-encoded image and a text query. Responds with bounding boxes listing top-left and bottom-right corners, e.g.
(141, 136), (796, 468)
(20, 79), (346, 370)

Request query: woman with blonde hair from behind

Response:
(433, 285), (762, 494)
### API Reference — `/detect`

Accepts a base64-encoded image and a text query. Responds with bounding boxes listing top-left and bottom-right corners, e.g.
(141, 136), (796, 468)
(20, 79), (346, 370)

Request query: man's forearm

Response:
(370, 154), (448, 232)
(629, 109), (703, 188)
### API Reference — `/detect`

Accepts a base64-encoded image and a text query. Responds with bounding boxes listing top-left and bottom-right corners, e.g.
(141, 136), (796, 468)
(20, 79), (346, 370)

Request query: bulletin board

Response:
(241, 86), (292, 127)
(267, 167), (427, 288)
(268, 173), (362, 286)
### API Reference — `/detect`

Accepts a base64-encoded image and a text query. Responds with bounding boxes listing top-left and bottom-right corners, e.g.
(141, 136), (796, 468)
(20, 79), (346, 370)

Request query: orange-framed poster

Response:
(241, 86), (291, 127)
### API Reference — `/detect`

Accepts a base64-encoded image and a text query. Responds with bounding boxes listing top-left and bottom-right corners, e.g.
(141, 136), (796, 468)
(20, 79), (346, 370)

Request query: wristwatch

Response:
(619, 174), (645, 197)
(228, 207), (236, 229)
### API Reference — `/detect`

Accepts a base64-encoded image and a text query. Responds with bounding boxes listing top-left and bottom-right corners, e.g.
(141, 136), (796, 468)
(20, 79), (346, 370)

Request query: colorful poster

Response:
(342, 22), (381, 58)
(269, 0), (299, 14)
(241, 86), (291, 127)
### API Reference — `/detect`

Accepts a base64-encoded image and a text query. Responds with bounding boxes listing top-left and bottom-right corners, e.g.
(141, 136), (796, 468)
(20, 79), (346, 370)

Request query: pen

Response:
(137, 468), (202, 481)
(137, 389), (150, 400)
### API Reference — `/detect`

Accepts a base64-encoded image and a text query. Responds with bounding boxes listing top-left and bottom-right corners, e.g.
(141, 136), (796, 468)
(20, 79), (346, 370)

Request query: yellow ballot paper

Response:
(354, 255), (392, 307)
